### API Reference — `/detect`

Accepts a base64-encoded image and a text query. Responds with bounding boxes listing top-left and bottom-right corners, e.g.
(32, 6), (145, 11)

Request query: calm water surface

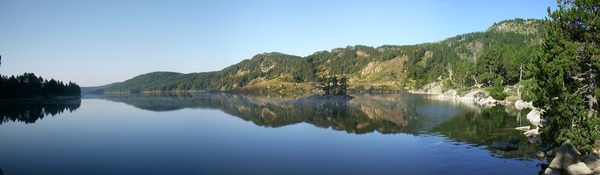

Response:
(0, 93), (544, 175)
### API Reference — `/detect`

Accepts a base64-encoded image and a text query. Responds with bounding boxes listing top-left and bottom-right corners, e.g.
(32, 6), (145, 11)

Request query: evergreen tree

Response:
(490, 77), (507, 100)
(535, 0), (600, 153)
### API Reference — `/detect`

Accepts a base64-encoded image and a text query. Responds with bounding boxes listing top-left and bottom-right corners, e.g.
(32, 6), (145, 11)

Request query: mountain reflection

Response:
(0, 99), (81, 124)
(96, 93), (542, 159)
(97, 93), (443, 134)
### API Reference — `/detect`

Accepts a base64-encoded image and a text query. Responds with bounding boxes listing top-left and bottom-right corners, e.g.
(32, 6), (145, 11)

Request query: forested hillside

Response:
(102, 18), (544, 94)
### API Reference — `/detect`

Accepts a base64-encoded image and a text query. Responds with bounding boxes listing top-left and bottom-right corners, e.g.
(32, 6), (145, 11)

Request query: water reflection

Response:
(94, 93), (541, 159)
(97, 93), (430, 134)
(0, 99), (81, 124)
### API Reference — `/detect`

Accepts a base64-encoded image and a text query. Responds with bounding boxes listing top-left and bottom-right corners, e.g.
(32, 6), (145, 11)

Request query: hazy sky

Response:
(0, 0), (556, 86)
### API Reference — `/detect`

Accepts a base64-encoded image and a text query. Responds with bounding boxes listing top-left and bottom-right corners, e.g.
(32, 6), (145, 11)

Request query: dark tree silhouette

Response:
(0, 73), (81, 99)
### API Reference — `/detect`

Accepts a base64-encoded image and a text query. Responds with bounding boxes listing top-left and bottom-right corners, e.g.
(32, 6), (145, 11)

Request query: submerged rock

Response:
(528, 135), (542, 144)
(508, 135), (520, 144)
(491, 142), (519, 151)
(549, 141), (580, 170)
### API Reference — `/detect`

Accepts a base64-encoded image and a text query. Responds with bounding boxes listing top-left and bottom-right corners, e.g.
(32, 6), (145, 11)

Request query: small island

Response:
(298, 76), (354, 101)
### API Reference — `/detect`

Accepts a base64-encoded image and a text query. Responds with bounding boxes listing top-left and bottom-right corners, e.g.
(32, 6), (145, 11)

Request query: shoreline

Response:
(0, 96), (81, 102)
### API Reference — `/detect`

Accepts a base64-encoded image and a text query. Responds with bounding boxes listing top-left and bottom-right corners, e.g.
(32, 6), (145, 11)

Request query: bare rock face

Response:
(549, 141), (580, 170)
(566, 162), (592, 175)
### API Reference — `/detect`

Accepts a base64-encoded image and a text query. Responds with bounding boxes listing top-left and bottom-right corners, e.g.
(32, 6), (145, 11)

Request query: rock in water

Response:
(567, 162), (592, 175)
(548, 141), (580, 170)
(491, 142), (519, 151)
(535, 151), (545, 158)
(526, 109), (543, 127)
(507, 135), (520, 144)
(515, 126), (531, 131)
(523, 128), (539, 138)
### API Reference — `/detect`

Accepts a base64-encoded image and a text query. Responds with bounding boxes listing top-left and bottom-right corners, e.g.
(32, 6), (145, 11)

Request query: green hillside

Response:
(102, 18), (544, 95)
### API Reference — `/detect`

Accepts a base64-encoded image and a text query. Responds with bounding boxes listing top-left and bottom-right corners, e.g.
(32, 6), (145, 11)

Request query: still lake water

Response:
(0, 93), (544, 175)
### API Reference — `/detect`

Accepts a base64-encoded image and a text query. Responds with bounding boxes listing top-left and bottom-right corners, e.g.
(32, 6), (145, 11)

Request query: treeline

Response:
(0, 73), (81, 99)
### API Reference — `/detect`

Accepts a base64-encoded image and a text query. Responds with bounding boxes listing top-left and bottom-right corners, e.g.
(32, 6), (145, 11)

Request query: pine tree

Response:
(535, 0), (600, 153)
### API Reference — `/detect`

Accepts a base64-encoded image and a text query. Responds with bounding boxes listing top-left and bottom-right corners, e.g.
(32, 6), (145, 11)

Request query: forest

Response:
(103, 18), (545, 95)
(0, 73), (81, 99)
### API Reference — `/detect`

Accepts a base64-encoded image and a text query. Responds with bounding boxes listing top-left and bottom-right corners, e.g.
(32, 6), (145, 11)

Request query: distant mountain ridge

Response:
(98, 18), (544, 94)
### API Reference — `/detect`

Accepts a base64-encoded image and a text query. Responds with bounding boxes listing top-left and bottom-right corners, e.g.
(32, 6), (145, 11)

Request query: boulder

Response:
(580, 154), (600, 170)
(547, 149), (557, 158)
(594, 168), (600, 174)
(526, 109), (543, 127)
(567, 162), (592, 175)
(515, 126), (531, 131)
(535, 151), (545, 158)
(524, 128), (540, 137)
(528, 135), (542, 144)
(544, 167), (561, 175)
(549, 141), (580, 170)
(508, 135), (520, 144)
(491, 142), (519, 151)
(515, 99), (534, 110)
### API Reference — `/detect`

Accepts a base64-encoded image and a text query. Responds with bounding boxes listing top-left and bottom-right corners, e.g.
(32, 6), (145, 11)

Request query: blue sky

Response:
(0, 0), (556, 86)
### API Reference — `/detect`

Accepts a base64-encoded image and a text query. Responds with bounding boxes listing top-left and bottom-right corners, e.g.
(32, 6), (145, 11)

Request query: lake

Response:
(0, 93), (544, 175)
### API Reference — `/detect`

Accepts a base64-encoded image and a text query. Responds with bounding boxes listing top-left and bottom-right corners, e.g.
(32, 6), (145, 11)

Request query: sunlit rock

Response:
(515, 99), (533, 110)
(544, 167), (561, 175)
(515, 126), (531, 131)
(566, 162), (592, 175)
(523, 128), (539, 138)
(526, 109), (542, 127)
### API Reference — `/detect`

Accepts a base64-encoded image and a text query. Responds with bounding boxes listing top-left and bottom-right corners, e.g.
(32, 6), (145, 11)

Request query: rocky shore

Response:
(413, 87), (600, 175)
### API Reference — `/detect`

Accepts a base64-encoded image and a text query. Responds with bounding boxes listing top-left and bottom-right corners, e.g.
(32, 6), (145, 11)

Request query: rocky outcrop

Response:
(548, 141), (580, 170)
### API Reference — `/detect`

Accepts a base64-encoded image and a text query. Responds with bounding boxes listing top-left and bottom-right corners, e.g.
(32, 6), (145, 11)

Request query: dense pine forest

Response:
(0, 73), (81, 99)
(102, 18), (544, 96)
